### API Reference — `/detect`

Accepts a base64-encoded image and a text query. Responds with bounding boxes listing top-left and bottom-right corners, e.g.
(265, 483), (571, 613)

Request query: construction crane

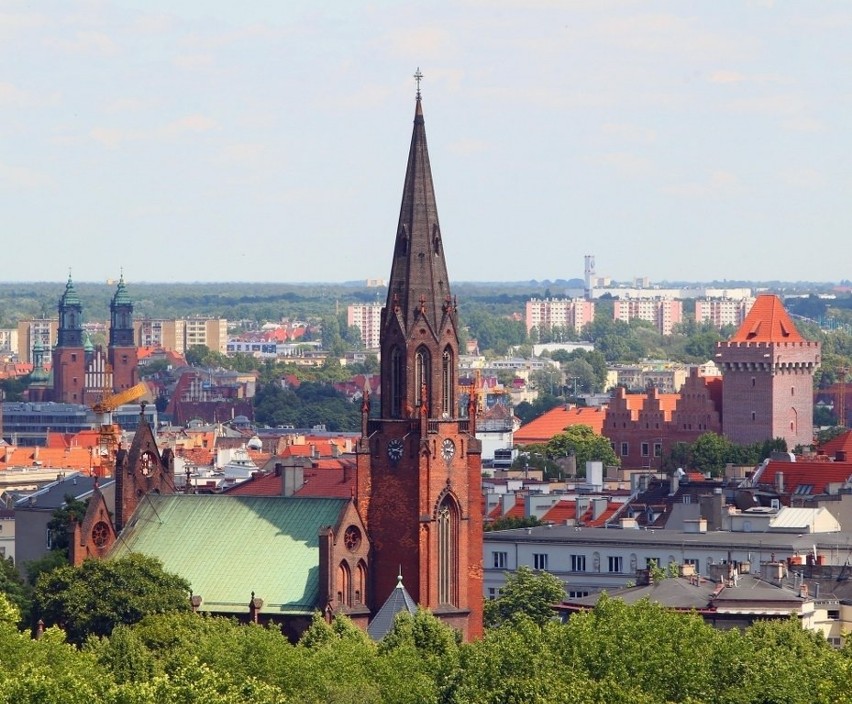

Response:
(91, 374), (148, 475)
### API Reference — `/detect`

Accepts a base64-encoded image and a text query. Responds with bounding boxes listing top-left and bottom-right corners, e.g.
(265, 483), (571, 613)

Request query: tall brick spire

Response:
(381, 86), (459, 419)
(385, 92), (454, 340)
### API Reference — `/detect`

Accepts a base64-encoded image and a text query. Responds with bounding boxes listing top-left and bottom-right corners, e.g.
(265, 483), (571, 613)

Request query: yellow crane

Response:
(91, 374), (148, 474)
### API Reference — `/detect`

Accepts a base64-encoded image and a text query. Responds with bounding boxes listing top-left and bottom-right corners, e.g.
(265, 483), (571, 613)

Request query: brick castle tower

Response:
(717, 293), (820, 449)
(108, 274), (138, 392)
(356, 81), (484, 639)
(52, 275), (86, 404)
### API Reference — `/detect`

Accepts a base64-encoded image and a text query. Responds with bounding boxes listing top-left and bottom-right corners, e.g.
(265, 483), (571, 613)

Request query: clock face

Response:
(441, 439), (455, 461)
(387, 438), (404, 463)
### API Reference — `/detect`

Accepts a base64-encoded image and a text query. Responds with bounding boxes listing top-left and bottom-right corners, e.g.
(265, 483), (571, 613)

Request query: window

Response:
(608, 556), (623, 573)
(442, 348), (453, 416)
(533, 553), (549, 570)
(46, 528), (54, 550)
(337, 562), (351, 606)
(414, 347), (431, 412)
(568, 590), (590, 599)
(751, 411), (756, 421)
(487, 588), (497, 600)
(646, 557), (660, 569)
(654, 443), (662, 457)
(570, 554), (586, 572)
(437, 497), (458, 605)
(492, 551), (507, 569)
(684, 558), (699, 572)
(390, 347), (403, 417)
(620, 442), (629, 457)
(828, 610), (840, 620)
(641, 442), (649, 457)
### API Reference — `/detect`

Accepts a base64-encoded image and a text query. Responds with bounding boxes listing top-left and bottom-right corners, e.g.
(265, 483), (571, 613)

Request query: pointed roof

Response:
(367, 572), (418, 641)
(112, 273), (132, 306)
(59, 273), (81, 307)
(385, 90), (453, 335)
(728, 294), (804, 343)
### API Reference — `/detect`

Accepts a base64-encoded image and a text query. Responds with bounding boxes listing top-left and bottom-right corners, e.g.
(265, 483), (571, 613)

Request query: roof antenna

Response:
(414, 67), (423, 99)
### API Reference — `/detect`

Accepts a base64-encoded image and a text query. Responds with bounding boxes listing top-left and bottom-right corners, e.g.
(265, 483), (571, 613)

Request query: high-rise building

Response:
(355, 87), (483, 639)
(347, 303), (382, 350)
(716, 294), (820, 448)
(525, 298), (595, 337)
(695, 297), (756, 330)
(613, 298), (683, 335)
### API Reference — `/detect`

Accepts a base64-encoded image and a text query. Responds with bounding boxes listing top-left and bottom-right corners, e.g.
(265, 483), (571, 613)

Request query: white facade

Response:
(525, 298), (595, 336)
(613, 298), (683, 335)
(347, 303), (382, 350)
(695, 298), (756, 329)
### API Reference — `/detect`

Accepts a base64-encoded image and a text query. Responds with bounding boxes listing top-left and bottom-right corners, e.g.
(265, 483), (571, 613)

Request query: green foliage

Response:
(484, 565), (565, 628)
(524, 424), (619, 474)
(0, 557), (30, 623)
(253, 379), (359, 431)
(33, 554), (191, 645)
(23, 549), (69, 587)
(665, 432), (788, 476)
(514, 393), (562, 424)
(46, 495), (88, 553)
(484, 515), (542, 532)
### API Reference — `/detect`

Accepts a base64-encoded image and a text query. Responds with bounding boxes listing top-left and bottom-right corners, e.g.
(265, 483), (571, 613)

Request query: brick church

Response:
(70, 85), (484, 640)
(39, 274), (139, 404)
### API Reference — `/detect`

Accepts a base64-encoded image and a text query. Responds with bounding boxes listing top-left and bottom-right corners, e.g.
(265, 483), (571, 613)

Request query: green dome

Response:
(60, 274), (81, 307)
(112, 273), (132, 306)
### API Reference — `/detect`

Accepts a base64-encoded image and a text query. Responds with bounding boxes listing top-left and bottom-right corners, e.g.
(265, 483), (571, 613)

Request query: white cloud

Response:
(0, 82), (60, 108)
(46, 30), (119, 57)
(662, 170), (738, 197)
(0, 162), (51, 189)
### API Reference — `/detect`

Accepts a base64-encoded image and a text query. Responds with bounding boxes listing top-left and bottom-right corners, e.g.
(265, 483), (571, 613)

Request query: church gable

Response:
(71, 486), (117, 565)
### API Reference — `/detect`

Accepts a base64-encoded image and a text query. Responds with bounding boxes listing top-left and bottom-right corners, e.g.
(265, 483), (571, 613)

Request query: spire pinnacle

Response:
(414, 67), (423, 100)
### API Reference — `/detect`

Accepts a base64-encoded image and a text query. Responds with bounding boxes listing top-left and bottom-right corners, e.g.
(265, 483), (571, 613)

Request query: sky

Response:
(2, 1), (851, 284)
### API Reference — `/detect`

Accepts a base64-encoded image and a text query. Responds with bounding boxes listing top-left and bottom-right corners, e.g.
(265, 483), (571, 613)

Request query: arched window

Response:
(415, 347), (431, 412)
(390, 347), (403, 417)
(338, 561), (351, 607)
(442, 347), (453, 417)
(356, 561), (368, 606)
(437, 496), (459, 606)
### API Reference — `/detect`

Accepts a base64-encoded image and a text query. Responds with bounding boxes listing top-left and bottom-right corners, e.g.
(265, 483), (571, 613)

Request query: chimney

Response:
(592, 497), (608, 520)
(282, 463), (304, 496)
(331, 442), (341, 458)
(775, 471), (785, 493)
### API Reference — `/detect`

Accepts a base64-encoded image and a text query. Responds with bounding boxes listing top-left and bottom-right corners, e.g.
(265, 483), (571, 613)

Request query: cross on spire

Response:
(414, 67), (423, 99)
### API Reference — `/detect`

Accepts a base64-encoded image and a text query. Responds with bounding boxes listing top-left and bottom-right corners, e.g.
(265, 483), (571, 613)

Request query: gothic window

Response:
(442, 348), (453, 417)
(414, 347), (431, 412)
(356, 561), (367, 605)
(437, 496), (459, 606)
(390, 347), (403, 418)
(338, 561), (351, 607)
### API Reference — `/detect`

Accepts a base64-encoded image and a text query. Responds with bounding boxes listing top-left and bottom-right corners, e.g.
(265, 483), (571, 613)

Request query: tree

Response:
(484, 565), (565, 628)
(46, 495), (88, 553)
(538, 424), (619, 474)
(33, 554), (191, 645)
(0, 557), (30, 623)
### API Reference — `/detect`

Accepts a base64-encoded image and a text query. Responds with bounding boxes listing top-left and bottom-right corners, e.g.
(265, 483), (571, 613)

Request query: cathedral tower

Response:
(356, 80), (483, 639)
(108, 274), (138, 392)
(52, 275), (86, 403)
(717, 294), (820, 448)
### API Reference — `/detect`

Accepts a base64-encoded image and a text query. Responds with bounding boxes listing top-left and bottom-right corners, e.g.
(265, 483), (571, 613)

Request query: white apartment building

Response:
(347, 303), (382, 350)
(613, 298), (683, 335)
(694, 297), (756, 330)
(525, 298), (595, 336)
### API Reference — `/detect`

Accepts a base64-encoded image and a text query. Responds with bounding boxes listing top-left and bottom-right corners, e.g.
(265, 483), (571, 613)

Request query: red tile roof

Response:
(820, 430), (852, 458)
(759, 460), (852, 496)
(541, 500), (577, 523)
(514, 406), (606, 445)
(729, 294), (803, 343)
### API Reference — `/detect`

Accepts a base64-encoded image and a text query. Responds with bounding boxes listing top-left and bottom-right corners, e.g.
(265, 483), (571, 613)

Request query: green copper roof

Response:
(60, 274), (81, 307)
(83, 332), (94, 352)
(112, 274), (131, 306)
(110, 495), (349, 614)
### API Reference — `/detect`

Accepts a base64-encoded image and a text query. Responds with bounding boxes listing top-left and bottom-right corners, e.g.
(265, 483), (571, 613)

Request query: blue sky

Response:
(2, 1), (850, 284)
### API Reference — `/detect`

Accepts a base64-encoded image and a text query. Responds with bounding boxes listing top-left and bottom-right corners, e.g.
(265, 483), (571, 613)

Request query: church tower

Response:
(108, 274), (138, 392)
(52, 275), (86, 403)
(356, 78), (483, 640)
(717, 294), (820, 448)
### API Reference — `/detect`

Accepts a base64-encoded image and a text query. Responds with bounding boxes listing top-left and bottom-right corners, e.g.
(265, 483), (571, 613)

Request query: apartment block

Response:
(695, 298), (756, 330)
(347, 303), (382, 350)
(525, 298), (595, 336)
(16, 318), (58, 364)
(613, 298), (683, 335)
(137, 317), (227, 355)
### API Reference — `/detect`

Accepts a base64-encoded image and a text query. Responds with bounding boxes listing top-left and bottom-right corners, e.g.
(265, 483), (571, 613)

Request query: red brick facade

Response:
(717, 295), (820, 448)
(602, 368), (722, 469)
(355, 93), (483, 640)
